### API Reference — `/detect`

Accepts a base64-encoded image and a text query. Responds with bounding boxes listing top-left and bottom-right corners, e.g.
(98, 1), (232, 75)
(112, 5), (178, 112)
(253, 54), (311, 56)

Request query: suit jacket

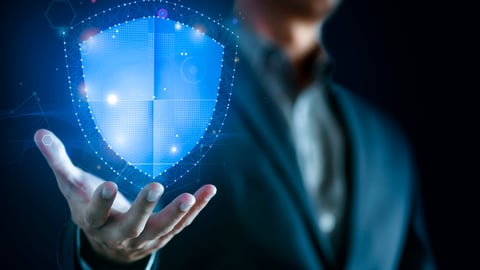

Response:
(58, 51), (435, 270)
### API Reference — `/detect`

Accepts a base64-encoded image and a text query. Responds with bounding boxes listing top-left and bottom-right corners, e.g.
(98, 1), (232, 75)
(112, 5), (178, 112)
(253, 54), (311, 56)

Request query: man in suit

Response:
(34, 0), (435, 268)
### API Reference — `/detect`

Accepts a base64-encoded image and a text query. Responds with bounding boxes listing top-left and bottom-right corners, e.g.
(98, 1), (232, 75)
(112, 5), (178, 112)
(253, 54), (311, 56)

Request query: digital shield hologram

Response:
(62, 1), (238, 200)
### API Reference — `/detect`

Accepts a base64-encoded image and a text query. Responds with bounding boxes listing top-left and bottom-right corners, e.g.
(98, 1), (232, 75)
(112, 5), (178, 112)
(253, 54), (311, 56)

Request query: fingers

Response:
(132, 192), (196, 245)
(118, 182), (164, 239)
(84, 182), (118, 228)
(163, 184), (217, 235)
(149, 185), (217, 250)
(133, 185), (216, 247)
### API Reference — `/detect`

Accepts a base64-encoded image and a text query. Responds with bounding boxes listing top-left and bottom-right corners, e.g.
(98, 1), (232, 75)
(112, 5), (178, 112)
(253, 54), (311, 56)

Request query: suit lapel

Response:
(232, 63), (336, 267)
(331, 84), (413, 270)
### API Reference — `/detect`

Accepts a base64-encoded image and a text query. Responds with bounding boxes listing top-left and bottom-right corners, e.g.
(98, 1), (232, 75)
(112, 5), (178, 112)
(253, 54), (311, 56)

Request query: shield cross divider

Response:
(63, 3), (237, 199)
(82, 18), (222, 177)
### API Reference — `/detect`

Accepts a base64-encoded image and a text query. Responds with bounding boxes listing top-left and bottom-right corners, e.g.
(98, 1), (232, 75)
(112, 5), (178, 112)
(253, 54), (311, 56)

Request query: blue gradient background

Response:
(0, 0), (473, 268)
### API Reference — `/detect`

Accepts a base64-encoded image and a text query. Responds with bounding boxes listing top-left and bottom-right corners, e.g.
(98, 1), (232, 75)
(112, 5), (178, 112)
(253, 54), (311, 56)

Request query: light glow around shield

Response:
(62, 1), (238, 200)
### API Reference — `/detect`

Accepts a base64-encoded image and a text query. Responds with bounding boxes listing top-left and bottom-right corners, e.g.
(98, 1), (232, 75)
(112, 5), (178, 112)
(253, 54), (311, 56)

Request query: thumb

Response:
(34, 129), (82, 185)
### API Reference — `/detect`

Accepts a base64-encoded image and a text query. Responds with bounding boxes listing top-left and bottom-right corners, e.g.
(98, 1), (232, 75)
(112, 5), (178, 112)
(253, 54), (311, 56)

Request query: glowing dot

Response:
(171, 146), (177, 153)
(112, 35), (116, 39)
(158, 8), (168, 18)
(175, 134), (179, 138)
(107, 94), (118, 104)
(175, 22), (182, 30)
(192, 26), (205, 40)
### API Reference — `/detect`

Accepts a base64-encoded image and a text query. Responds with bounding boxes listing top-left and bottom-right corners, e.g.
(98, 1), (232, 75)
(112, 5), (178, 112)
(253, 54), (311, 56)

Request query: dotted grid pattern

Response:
(152, 100), (216, 168)
(89, 100), (153, 166)
(155, 33), (175, 59)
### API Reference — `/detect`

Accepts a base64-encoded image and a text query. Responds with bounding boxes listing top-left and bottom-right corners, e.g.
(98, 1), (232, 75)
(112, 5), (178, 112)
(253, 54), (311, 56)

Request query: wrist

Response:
(80, 229), (152, 269)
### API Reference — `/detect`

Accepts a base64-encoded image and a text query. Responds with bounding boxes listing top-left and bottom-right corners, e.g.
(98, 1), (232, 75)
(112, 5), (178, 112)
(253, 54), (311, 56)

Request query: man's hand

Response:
(34, 129), (216, 264)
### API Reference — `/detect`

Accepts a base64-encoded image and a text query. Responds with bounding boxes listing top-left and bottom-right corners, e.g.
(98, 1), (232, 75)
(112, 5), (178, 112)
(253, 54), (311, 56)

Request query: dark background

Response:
(0, 0), (475, 268)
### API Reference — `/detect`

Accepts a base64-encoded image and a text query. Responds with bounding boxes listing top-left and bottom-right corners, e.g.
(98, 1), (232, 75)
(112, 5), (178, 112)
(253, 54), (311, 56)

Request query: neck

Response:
(263, 20), (322, 66)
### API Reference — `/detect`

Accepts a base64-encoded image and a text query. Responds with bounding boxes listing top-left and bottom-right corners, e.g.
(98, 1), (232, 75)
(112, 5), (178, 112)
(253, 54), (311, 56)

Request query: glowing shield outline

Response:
(63, 1), (238, 200)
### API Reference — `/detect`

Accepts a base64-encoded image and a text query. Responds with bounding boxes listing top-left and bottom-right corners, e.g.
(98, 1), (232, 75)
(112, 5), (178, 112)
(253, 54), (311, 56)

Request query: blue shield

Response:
(63, 2), (237, 199)
(81, 18), (222, 177)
